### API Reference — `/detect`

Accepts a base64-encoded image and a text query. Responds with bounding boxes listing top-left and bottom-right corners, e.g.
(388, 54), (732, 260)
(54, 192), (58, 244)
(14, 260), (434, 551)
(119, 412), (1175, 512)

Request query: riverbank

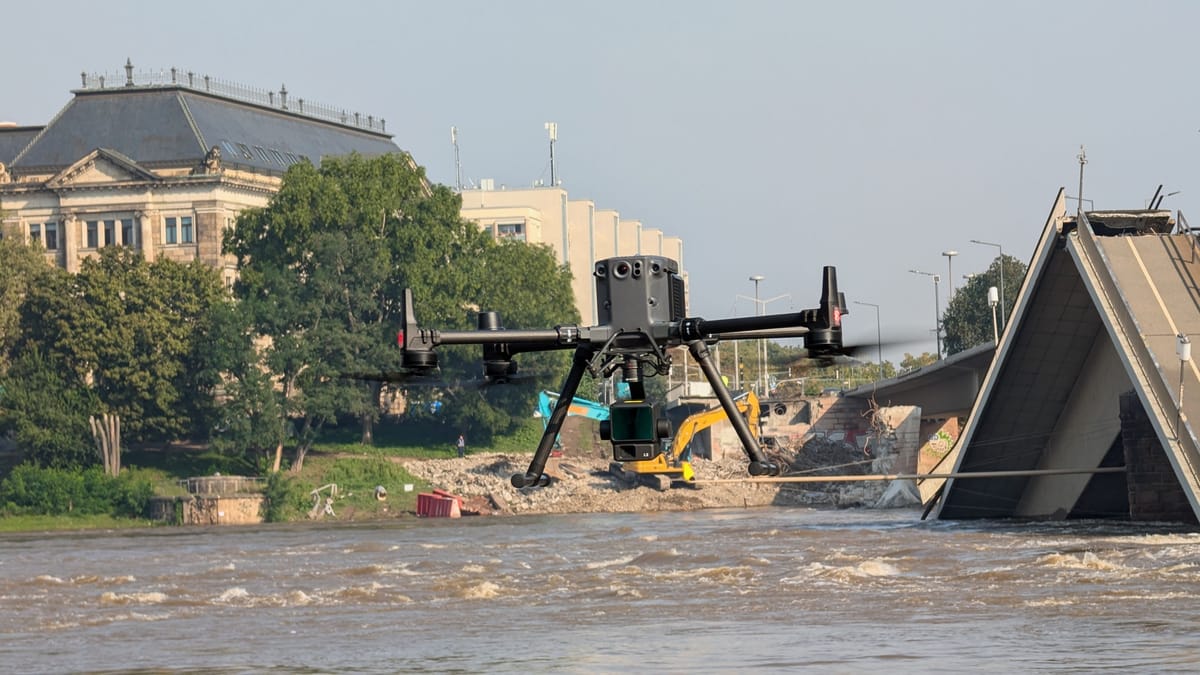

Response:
(400, 437), (905, 517)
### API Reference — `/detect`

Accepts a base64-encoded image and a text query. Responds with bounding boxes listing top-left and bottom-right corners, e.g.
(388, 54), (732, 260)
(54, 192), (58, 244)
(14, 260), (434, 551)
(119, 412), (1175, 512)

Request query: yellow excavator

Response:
(613, 391), (762, 490)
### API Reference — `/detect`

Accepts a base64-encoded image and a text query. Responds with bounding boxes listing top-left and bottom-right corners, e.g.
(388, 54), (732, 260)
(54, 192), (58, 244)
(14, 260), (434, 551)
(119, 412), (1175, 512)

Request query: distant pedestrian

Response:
(456, 434), (466, 458)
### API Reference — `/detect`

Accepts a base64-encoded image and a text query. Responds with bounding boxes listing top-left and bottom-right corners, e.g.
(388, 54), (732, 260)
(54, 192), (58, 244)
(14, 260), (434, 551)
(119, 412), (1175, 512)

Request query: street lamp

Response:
(987, 286), (999, 344)
(853, 300), (883, 380)
(1178, 333), (1191, 438)
(910, 269), (942, 359)
(740, 276), (790, 395)
(970, 239), (1005, 333)
(942, 250), (959, 296)
(749, 275), (766, 395)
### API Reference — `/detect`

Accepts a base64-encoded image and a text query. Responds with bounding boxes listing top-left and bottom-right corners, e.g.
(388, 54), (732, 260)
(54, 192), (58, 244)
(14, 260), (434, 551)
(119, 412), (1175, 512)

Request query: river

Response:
(2, 507), (1199, 673)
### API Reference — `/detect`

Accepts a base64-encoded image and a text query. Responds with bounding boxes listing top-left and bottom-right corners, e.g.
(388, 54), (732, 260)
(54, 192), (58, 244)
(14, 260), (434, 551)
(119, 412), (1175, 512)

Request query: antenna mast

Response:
(1076, 145), (1087, 215)
(451, 126), (463, 192)
(545, 122), (558, 186)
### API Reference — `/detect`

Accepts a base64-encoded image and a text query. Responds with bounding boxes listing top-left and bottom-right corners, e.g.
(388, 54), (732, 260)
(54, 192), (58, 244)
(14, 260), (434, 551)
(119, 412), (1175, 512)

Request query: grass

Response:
(0, 513), (157, 533)
(0, 418), (551, 531)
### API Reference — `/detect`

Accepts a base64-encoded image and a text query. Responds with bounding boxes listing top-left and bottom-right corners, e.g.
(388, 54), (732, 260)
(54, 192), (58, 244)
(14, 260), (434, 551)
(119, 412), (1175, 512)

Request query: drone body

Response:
(395, 255), (847, 488)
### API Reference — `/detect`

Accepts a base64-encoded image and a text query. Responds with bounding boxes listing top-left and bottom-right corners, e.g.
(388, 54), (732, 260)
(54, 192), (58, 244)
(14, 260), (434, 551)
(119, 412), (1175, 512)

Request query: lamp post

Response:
(942, 250), (959, 296)
(1178, 334), (1191, 438)
(853, 300), (883, 380)
(910, 269), (942, 359)
(970, 239), (1005, 333)
(750, 275), (766, 395)
(987, 286), (999, 344)
(739, 276), (790, 395)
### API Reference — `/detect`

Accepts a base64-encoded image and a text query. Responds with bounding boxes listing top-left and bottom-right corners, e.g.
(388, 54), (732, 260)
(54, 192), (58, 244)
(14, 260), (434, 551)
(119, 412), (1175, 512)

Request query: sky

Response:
(5, 1), (1199, 363)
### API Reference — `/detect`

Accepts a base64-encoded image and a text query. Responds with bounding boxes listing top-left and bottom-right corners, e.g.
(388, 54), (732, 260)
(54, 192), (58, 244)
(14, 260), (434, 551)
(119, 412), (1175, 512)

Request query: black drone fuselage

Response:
(396, 255), (845, 488)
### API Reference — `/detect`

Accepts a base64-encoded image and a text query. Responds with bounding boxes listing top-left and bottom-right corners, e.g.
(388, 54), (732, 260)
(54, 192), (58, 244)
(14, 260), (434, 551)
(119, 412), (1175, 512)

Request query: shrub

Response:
(0, 463), (153, 518)
(261, 471), (307, 523)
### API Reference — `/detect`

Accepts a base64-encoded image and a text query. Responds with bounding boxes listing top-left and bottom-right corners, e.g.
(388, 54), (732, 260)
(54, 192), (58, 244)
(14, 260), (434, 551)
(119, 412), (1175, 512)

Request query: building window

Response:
(45, 222), (58, 250)
(104, 220), (116, 247)
(121, 218), (135, 246)
(181, 216), (194, 244)
(165, 217), (177, 245)
(29, 224), (41, 246)
(497, 222), (526, 241)
(86, 221), (99, 248)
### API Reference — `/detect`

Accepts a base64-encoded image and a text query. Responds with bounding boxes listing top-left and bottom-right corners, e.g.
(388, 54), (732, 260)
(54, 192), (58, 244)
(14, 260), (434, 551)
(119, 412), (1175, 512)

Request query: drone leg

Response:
(511, 346), (593, 489)
(687, 340), (781, 477)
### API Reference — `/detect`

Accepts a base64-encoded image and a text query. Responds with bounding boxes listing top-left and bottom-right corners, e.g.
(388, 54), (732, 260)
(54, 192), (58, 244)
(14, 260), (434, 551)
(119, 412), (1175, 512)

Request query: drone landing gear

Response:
(686, 340), (782, 477)
(511, 346), (594, 489)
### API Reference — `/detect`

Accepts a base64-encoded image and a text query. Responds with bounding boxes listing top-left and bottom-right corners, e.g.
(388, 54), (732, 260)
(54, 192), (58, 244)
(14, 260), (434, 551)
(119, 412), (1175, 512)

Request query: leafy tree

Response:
(0, 238), (57, 376)
(900, 352), (938, 372)
(200, 302), (287, 466)
(440, 240), (579, 443)
(0, 347), (99, 468)
(942, 254), (1026, 355)
(225, 154), (497, 471)
(17, 247), (227, 441)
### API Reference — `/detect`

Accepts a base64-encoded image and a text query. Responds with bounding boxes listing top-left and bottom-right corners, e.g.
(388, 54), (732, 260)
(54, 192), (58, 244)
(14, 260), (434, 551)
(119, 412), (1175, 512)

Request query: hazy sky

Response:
(6, 1), (1198, 362)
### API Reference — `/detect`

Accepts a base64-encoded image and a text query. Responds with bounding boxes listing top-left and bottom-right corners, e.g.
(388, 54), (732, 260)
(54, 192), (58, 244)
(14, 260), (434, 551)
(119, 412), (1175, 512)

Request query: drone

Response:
(394, 255), (849, 489)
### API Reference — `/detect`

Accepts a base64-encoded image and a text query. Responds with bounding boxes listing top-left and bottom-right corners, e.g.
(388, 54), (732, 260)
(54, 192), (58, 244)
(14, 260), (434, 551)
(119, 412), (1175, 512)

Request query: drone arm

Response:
(682, 310), (823, 340)
(708, 326), (811, 341)
(434, 327), (579, 348)
(687, 339), (781, 477)
(512, 344), (594, 489)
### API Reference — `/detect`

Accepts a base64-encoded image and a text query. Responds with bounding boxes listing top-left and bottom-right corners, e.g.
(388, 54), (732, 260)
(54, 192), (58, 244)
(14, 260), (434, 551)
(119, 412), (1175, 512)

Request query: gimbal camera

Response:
(396, 255), (847, 489)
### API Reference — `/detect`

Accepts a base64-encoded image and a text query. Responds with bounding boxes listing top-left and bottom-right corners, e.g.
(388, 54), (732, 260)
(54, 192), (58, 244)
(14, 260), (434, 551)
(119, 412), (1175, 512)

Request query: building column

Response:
(63, 213), (79, 273)
(138, 211), (156, 262)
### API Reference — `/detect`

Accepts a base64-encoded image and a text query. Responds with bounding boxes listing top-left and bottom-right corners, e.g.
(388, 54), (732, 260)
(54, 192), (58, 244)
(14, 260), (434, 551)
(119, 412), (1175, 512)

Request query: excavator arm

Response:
(620, 391), (761, 488)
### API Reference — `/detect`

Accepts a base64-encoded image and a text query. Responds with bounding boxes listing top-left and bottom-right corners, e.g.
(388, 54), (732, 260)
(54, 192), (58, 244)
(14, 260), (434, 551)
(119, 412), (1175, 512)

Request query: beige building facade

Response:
(0, 64), (403, 287)
(460, 185), (686, 325)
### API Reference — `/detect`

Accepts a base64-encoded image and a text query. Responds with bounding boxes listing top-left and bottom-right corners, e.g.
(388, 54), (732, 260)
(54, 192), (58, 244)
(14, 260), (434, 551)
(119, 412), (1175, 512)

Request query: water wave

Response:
(460, 580), (502, 599)
(585, 555), (638, 570)
(100, 591), (169, 605)
(1036, 551), (1127, 572)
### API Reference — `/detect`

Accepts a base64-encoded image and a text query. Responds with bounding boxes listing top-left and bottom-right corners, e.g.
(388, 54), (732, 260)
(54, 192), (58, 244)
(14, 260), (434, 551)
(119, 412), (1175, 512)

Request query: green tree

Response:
(942, 254), (1026, 355)
(0, 347), (99, 468)
(441, 240), (578, 443)
(0, 238), (57, 376)
(225, 154), (497, 471)
(199, 302), (287, 467)
(18, 247), (227, 441)
(900, 352), (938, 372)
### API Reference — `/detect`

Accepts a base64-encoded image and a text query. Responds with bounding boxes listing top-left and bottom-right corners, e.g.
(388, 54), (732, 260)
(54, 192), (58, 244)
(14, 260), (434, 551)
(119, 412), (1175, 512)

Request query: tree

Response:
(941, 254), (1026, 356)
(900, 352), (938, 372)
(0, 238), (57, 376)
(17, 247), (227, 441)
(197, 301), (287, 468)
(225, 154), (498, 471)
(0, 347), (99, 468)
(440, 240), (579, 443)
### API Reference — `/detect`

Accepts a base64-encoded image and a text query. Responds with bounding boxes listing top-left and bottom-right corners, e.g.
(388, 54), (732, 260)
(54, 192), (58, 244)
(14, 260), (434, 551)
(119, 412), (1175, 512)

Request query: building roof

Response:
(0, 126), (41, 165)
(10, 86), (402, 174)
(932, 190), (1200, 521)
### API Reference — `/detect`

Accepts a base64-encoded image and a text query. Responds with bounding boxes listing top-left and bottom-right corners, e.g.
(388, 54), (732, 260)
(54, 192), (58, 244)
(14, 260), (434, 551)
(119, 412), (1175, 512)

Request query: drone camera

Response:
(600, 401), (673, 462)
(595, 255), (686, 332)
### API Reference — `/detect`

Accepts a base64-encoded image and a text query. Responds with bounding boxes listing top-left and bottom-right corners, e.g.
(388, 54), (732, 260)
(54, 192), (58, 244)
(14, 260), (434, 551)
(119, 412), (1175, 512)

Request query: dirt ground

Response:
(400, 418), (890, 517)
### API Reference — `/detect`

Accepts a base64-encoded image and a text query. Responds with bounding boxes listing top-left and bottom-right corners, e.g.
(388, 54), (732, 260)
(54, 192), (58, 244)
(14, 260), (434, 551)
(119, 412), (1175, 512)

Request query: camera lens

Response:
(594, 263), (607, 278)
(614, 261), (631, 278)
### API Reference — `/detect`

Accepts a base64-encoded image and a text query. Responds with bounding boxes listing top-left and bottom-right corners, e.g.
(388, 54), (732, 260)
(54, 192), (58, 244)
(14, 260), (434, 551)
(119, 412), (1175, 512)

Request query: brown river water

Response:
(2, 507), (1199, 673)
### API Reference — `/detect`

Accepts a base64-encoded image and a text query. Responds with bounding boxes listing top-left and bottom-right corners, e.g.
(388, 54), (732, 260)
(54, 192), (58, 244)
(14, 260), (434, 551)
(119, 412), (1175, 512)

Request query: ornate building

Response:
(0, 61), (404, 288)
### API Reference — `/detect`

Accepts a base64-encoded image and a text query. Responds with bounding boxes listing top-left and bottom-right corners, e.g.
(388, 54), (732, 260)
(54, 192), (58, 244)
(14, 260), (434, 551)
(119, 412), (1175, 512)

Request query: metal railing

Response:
(78, 64), (387, 134)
